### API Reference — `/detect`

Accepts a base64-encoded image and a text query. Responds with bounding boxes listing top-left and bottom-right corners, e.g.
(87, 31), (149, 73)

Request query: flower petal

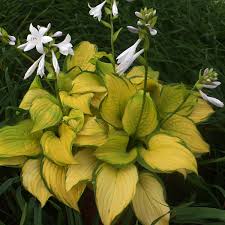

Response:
(42, 36), (53, 44)
(52, 50), (60, 75)
(24, 56), (42, 79)
(24, 42), (36, 52)
(36, 42), (44, 54)
(37, 54), (45, 77)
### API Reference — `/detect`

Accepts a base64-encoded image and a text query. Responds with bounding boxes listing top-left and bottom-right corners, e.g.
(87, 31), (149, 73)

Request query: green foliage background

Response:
(0, 0), (225, 224)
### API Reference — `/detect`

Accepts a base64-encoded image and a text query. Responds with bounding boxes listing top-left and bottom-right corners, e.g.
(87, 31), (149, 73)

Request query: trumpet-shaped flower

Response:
(199, 90), (224, 108)
(116, 39), (144, 75)
(24, 54), (45, 79)
(127, 26), (139, 34)
(52, 31), (63, 38)
(18, 23), (53, 54)
(53, 34), (74, 56)
(112, 0), (118, 17)
(146, 24), (157, 36)
(8, 35), (16, 45)
(52, 50), (60, 75)
(88, 1), (106, 21)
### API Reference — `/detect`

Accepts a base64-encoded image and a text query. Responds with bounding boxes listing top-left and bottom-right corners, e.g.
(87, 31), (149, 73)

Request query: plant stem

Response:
(54, 73), (65, 115)
(132, 49), (149, 140)
(110, 14), (116, 70)
(14, 46), (35, 63)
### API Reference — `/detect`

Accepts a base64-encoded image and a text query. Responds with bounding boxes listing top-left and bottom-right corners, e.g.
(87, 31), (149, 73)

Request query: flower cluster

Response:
(18, 23), (73, 79)
(196, 68), (224, 107)
(0, 28), (16, 45)
(88, 0), (118, 21)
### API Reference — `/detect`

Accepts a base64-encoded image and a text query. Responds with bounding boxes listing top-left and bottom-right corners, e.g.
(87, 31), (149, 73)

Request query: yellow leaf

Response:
(20, 88), (56, 110)
(122, 90), (158, 137)
(126, 66), (159, 81)
(30, 97), (63, 132)
(95, 163), (138, 225)
(95, 131), (137, 166)
(162, 115), (209, 154)
(0, 156), (27, 167)
(67, 41), (97, 78)
(0, 120), (42, 157)
(60, 91), (93, 115)
(139, 133), (197, 173)
(70, 72), (106, 94)
(156, 85), (197, 118)
(96, 61), (114, 75)
(63, 109), (84, 132)
(189, 98), (214, 123)
(100, 74), (136, 128)
(41, 158), (86, 210)
(91, 92), (107, 109)
(41, 123), (77, 166)
(66, 149), (97, 191)
(132, 172), (170, 225)
(74, 117), (107, 147)
(22, 159), (52, 207)
(126, 66), (159, 91)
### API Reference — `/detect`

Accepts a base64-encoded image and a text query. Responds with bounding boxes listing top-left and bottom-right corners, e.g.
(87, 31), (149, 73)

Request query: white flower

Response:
(146, 24), (157, 36)
(199, 90), (224, 108)
(37, 54), (45, 77)
(52, 31), (63, 37)
(203, 81), (221, 89)
(88, 1), (106, 21)
(116, 39), (144, 75)
(127, 26), (139, 34)
(24, 54), (45, 79)
(53, 34), (74, 56)
(8, 35), (16, 45)
(112, 0), (118, 17)
(135, 11), (144, 19)
(18, 23), (53, 54)
(52, 50), (60, 75)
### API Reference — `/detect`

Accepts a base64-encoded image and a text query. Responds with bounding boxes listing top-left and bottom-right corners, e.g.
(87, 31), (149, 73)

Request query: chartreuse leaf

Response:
(66, 149), (97, 191)
(95, 131), (137, 166)
(122, 91), (158, 138)
(30, 97), (63, 132)
(126, 66), (159, 82)
(75, 117), (107, 147)
(63, 109), (84, 132)
(60, 91), (93, 115)
(132, 172), (170, 225)
(41, 158), (86, 211)
(70, 72), (106, 94)
(139, 133), (197, 174)
(100, 74), (136, 128)
(20, 89), (56, 110)
(162, 115), (209, 154)
(126, 66), (160, 93)
(41, 123), (77, 166)
(91, 92), (107, 109)
(67, 41), (97, 78)
(96, 60), (114, 75)
(22, 159), (52, 207)
(155, 85), (197, 118)
(0, 120), (42, 157)
(189, 98), (214, 123)
(0, 156), (27, 167)
(95, 163), (138, 225)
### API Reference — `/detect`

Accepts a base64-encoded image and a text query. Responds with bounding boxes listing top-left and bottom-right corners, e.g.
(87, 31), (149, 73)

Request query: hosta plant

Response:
(0, 1), (223, 225)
